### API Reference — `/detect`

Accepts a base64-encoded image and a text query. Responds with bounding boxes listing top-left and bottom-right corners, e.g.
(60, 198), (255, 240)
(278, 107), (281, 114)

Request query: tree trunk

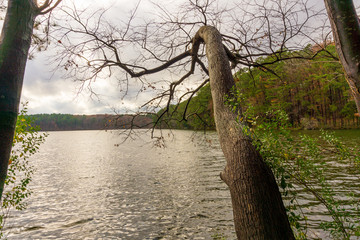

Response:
(195, 26), (295, 239)
(0, 0), (37, 199)
(324, 0), (360, 116)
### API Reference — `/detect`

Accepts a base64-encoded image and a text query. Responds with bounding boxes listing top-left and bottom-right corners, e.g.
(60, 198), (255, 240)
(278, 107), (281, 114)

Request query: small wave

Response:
(62, 218), (94, 228)
(24, 226), (45, 232)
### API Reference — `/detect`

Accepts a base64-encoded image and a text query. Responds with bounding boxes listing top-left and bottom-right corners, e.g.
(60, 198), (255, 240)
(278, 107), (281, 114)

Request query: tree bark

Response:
(324, 0), (360, 116)
(195, 26), (295, 239)
(0, 0), (37, 199)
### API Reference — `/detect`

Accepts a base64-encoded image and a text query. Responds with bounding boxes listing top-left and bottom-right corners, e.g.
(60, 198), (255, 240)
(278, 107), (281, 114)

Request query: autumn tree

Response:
(0, 0), (62, 200)
(52, 0), (328, 238)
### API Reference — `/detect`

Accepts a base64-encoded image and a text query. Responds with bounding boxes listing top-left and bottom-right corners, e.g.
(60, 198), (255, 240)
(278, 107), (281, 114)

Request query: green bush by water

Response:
(0, 103), (47, 239)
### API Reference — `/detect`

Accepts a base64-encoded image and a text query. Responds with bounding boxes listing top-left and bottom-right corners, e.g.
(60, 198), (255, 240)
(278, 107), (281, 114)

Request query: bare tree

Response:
(0, 0), (62, 200)
(52, 0), (327, 238)
(324, 0), (360, 116)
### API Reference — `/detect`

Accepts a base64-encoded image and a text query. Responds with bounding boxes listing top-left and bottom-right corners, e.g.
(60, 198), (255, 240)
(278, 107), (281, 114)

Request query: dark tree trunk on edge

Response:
(0, 0), (37, 199)
(324, 0), (360, 116)
(195, 26), (295, 239)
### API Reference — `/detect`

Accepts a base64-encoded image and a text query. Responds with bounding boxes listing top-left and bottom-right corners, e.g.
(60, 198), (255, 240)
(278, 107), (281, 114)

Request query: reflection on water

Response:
(3, 129), (360, 239)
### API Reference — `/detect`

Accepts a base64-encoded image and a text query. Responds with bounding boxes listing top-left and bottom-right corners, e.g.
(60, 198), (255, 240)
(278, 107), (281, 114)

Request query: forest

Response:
(161, 45), (359, 130)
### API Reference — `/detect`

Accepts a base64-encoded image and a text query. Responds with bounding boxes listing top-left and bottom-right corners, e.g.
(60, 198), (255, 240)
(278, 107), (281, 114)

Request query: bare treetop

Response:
(50, 0), (330, 134)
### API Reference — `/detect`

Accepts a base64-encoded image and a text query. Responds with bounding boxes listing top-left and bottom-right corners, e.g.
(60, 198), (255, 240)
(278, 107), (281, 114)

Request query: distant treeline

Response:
(28, 114), (154, 131)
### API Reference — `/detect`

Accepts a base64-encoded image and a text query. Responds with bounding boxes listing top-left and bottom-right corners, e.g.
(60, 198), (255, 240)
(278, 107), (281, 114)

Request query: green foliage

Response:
(155, 83), (215, 130)
(234, 45), (358, 129)
(0, 103), (47, 238)
(236, 104), (360, 239)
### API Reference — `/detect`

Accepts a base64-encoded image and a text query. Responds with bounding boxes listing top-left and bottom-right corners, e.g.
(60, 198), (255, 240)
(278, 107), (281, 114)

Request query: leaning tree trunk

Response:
(324, 0), (360, 116)
(0, 0), (37, 199)
(194, 26), (295, 239)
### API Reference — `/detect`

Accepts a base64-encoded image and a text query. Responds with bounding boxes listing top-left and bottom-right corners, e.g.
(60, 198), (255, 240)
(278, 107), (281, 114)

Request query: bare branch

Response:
(37, 0), (62, 15)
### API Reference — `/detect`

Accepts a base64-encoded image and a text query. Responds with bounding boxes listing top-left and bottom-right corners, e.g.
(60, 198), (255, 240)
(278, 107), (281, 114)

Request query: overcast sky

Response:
(22, 0), (153, 115)
(16, 0), (359, 115)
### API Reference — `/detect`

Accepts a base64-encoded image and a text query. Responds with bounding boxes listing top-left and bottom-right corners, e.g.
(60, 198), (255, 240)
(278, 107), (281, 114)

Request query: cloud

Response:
(22, 46), (161, 114)
(21, 0), (178, 114)
(23, 51), (114, 114)
(21, 0), (360, 114)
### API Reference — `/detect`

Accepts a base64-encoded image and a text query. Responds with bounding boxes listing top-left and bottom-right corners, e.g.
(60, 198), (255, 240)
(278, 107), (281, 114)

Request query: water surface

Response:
(5, 130), (235, 239)
(3, 129), (360, 239)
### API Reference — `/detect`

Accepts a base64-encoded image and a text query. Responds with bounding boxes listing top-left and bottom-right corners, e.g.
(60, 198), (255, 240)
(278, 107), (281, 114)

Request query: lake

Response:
(3, 129), (360, 239)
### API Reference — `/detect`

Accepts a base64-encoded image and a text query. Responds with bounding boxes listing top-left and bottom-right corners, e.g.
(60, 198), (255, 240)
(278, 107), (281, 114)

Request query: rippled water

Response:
(4, 130), (235, 239)
(3, 129), (360, 239)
